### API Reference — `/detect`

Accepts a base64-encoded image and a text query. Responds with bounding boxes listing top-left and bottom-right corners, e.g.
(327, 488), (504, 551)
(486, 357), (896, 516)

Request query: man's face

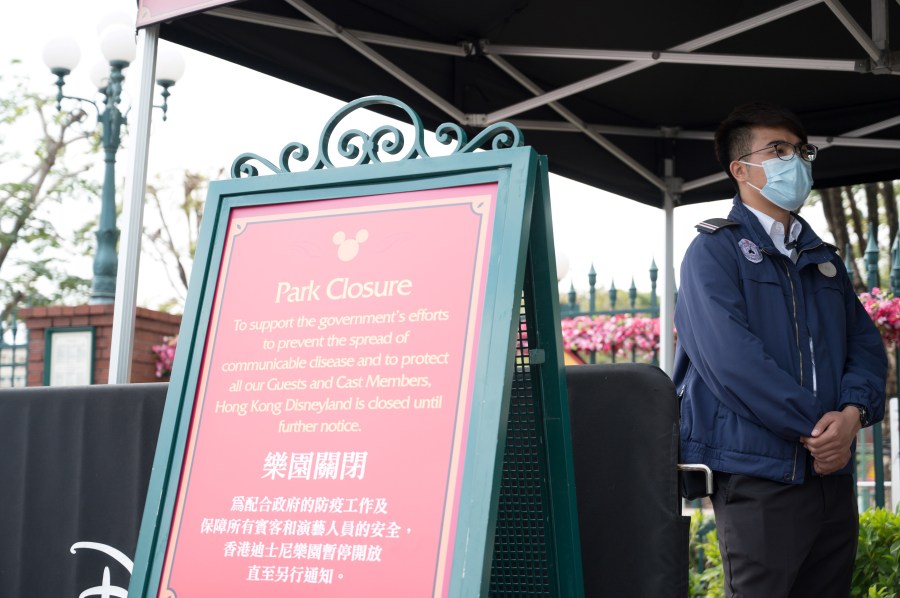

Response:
(742, 126), (802, 187)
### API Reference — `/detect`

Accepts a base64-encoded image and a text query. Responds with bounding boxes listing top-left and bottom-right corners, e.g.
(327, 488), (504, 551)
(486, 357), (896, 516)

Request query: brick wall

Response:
(19, 305), (182, 385)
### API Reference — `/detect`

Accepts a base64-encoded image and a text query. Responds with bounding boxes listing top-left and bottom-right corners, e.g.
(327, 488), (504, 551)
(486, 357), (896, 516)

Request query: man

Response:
(674, 102), (887, 598)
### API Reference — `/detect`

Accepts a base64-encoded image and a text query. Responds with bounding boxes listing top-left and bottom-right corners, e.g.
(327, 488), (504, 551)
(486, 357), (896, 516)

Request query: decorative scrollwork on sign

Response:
(229, 141), (311, 178)
(230, 95), (524, 178)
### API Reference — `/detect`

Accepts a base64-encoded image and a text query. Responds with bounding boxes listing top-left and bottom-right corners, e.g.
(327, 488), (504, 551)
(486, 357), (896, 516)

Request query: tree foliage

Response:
(0, 63), (98, 321)
(1, 62), (217, 319)
(142, 169), (218, 312)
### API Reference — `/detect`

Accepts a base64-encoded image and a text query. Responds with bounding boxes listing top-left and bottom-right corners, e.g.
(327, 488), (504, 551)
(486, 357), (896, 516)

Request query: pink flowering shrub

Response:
(858, 288), (900, 346)
(605, 314), (661, 356)
(561, 314), (660, 359)
(152, 336), (178, 378)
(560, 316), (602, 353)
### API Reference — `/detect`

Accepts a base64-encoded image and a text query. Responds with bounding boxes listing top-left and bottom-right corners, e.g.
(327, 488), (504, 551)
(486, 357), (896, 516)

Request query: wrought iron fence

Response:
(559, 261), (662, 365)
(857, 225), (897, 511)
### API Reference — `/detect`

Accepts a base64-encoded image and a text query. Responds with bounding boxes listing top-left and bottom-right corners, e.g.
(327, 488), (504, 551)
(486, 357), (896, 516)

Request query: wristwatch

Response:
(849, 404), (868, 427)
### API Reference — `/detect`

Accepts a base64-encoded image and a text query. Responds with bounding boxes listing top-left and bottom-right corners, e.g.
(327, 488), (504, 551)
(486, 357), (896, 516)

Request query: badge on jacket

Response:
(818, 262), (837, 277)
(738, 238), (763, 263)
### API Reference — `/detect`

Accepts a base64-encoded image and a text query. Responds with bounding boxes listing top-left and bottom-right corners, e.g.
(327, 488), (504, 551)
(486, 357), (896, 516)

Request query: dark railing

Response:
(560, 261), (662, 366)
(856, 224), (897, 510)
(0, 315), (28, 388)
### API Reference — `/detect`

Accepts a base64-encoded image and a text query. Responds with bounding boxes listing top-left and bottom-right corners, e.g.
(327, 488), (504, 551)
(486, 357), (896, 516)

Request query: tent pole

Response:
(486, 54), (667, 192)
(208, 7), (466, 57)
(283, 0), (466, 123)
(108, 25), (159, 384)
(824, 0), (882, 61)
(660, 159), (677, 376)
(486, 0), (822, 122)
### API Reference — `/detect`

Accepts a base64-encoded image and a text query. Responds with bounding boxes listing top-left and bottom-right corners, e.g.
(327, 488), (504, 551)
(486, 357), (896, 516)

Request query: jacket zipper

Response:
(766, 252), (804, 387)
(782, 261), (803, 481)
(765, 249), (805, 482)
(792, 242), (835, 481)
(790, 444), (798, 482)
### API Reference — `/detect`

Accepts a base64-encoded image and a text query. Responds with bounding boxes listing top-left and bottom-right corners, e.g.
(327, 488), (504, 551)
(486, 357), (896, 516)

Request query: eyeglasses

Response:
(738, 141), (818, 163)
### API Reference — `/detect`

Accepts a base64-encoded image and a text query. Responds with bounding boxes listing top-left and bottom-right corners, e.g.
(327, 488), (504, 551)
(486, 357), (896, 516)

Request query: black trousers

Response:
(711, 470), (858, 598)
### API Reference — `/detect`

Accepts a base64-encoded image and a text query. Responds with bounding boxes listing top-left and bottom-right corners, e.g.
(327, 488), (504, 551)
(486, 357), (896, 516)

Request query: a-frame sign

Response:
(129, 97), (584, 597)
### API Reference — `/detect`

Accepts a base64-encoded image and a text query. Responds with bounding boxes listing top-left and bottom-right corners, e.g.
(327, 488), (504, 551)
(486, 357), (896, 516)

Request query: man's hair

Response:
(714, 102), (808, 184)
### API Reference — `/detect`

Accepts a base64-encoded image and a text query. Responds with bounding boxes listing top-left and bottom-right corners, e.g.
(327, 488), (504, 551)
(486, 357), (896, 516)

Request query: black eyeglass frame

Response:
(737, 141), (818, 163)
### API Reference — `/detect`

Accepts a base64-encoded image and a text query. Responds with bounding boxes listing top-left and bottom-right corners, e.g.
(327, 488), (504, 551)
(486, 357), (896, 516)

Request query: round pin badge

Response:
(738, 238), (763, 263)
(818, 262), (837, 277)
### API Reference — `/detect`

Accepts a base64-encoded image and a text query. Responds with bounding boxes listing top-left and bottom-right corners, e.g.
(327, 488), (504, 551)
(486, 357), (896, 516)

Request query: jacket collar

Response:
(726, 195), (830, 264)
(727, 196), (779, 253)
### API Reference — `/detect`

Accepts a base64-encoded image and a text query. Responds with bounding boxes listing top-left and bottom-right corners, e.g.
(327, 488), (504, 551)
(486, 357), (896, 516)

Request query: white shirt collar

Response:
(743, 203), (802, 260)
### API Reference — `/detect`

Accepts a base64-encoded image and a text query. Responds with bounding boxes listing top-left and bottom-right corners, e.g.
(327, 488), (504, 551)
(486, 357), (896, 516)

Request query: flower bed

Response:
(561, 314), (660, 360)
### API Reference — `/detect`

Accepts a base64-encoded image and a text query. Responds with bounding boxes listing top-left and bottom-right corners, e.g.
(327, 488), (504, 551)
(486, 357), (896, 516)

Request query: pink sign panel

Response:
(158, 184), (498, 597)
(137, 0), (237, 27)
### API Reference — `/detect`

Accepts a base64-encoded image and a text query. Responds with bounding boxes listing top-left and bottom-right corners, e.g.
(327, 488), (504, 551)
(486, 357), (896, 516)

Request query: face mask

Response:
(740, 156), (813, 211)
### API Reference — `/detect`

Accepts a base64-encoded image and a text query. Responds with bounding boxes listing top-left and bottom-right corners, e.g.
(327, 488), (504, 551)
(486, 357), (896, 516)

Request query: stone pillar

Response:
(19, 305), (181, 385)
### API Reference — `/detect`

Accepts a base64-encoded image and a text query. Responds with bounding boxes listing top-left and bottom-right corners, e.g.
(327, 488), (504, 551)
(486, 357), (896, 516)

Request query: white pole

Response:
(659, 162), (676, 376)
(108, 25), (159, 384)
(890, 397), (898, 512)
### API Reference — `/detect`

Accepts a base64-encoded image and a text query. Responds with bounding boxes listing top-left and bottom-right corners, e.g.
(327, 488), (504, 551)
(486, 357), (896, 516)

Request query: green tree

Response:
(0, 63), (99, 320)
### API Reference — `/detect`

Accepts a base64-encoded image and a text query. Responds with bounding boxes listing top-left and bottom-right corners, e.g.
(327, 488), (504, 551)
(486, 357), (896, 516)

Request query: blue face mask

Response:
(741, 156), (813, 212)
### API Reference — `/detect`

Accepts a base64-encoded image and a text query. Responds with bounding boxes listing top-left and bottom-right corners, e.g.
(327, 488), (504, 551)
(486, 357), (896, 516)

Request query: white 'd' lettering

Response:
(70, 541), (133, 598)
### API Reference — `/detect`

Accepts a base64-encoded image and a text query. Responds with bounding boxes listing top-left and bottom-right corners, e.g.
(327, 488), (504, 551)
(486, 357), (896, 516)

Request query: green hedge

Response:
(689, 508), (900, 598)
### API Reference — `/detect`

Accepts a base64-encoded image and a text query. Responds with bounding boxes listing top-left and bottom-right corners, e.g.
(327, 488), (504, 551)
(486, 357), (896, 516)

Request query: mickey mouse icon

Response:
(333, 229), (369, 262)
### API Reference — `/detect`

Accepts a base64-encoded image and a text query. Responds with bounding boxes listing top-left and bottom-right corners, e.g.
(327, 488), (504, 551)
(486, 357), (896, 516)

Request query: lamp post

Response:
(43, 20), (184, 304)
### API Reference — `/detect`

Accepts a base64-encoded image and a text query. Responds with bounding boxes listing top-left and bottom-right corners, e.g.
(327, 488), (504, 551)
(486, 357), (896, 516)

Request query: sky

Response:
(0, 0), (801, 311)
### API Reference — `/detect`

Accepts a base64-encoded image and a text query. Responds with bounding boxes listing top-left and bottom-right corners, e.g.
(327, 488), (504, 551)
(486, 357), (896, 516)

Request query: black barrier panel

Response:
(0, 383), (166, 597)
(566, 364), (689, 597)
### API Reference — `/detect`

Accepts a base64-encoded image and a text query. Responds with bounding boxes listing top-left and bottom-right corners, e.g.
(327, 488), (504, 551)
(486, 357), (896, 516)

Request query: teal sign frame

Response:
(129, 97), (583, 597)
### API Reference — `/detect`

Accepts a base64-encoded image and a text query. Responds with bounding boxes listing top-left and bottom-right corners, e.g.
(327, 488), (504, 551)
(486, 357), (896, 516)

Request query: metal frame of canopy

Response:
(111, 0), (899, 381)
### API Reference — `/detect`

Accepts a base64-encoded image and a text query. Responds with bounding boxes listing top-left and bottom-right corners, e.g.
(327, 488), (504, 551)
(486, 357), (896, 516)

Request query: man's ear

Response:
(730, 160), (748, 182)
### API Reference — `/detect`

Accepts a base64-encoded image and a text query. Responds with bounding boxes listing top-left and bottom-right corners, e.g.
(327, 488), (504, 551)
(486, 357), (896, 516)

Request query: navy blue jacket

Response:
(674, 197), (886, 484)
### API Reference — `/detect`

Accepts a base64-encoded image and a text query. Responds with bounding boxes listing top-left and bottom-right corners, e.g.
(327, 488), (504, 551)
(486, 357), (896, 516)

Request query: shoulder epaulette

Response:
(695, 218), (739, 234)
